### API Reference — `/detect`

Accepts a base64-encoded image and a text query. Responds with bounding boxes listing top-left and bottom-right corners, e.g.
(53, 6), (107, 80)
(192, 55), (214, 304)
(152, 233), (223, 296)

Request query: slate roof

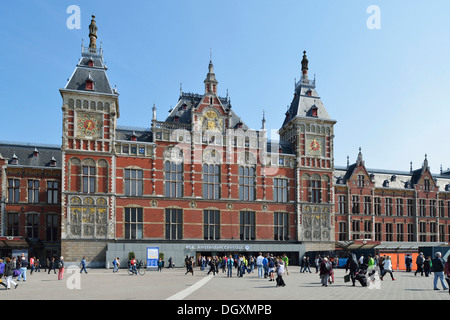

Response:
(64, 52), (114, 95)
(116, 126), (152, 143)
(164, 92), (249, 130)
(282, 77), (333, 127)
(0, 142), (62, 168)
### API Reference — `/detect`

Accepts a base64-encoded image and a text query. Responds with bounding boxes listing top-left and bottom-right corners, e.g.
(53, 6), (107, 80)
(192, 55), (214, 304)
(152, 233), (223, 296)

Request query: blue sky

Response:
(0, 0), (449, 174)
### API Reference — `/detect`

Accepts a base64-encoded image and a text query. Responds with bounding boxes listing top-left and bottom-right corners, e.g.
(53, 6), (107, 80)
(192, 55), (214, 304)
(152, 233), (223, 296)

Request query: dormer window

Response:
(391, 175), (397, 182)
(88, 59), (94, 67)
(85, 72), (95, 90)
(86, 80), (94, 90)
(237, 122), (243, 129)
(11, 153), (18, 165)
(311, 106), (318, 117)
(33, 148), (39, 158)
(131, 132), (137, 142)
(173, 116), (180, 123)
(383, 180), (390, 187)
(50, 156), (57, 167)
(306, 89), (312, 96)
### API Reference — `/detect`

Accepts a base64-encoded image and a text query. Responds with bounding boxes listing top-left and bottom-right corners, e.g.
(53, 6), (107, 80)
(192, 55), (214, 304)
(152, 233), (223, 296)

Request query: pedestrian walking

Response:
(168, 256), (174, 269)
(415, 252), (425, 276)
(112, 257), (120, 272)
(282, 254), (289, 276)
(424, 256), (432, 277)
(34, 258), (41, 273)
(207, 258), (216, 276)
(80, 256), (88, 274)
(48, 257), (57, 274)
(319, 257), (332, 287)
(158, 258), (163, 272)
(380, 256), (395, 281)
(0, 259), (7, 289)
(432, 252), (448, 291)
(185, 257), (194, 276)
(4, 257), (18, 290)
(276, 259), (286, 287)
(227, 255), (234, 278)
(345, 253), (359, 286)
(256, 253), (264, 278)
(405, 254), (412, 272)
(444, 255), (450, 295)
(17, 256), (28, 282)
(57, 256), (65, 280)
(29, 256), (35, 275)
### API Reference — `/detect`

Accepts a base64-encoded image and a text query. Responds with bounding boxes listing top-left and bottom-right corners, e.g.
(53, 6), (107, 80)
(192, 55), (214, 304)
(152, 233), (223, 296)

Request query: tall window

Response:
(439, 201), (445, 218)
(375, 223), (382, 241)
(374, 197), (381, 215)
(124, 169), (143, 196)
(203, 164), (220, 200)
(240, 211), (255, 240)
(274, 212), (289, 241)
(7, 212), (19, 236)
(407, 199), (415, 217)
(358, 175), (365, 187)
(419, 222), (427, 242)
(204, 210), (220, 240)
(124, 207), (143, 240)
(239, 166), (255, 201)
(165, 162), (183, 198)
(419, 199), (426, 217)
(165, 208), (183, 240)
(385, 198), (393, 216)
(396, 198), (404, 216)
(338, 222), (347, 241)
(364, 196), (372, 215)
(430, 222), (437, 242)
(351, 196), (360, 214)
(385, 223), (393, 241)
(338, 195), (347, 214)
(407, 224), (415, 242)
(439, 224), (446, 242)
(8, 179), (20, 203)
(46, 181), (59, 204)
(310, 178), (321, 203)
(46, 214), (58, 242)
(429, 200), (436, 217)
(424, 179), (431, 191)
(363, 220), (372, 239)
(82, 164), (96, 193)
(396, 224), (404, 242)
(352, 220), (360, 240)
(273, 178), (288, 203)
(26, 213), (39, 238)
(28, 180), (39, 203)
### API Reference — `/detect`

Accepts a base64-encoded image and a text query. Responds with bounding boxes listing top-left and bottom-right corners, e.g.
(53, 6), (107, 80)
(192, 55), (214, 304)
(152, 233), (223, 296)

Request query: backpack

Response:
(57, 261), (63, 269)
(325, 261), (332, 271)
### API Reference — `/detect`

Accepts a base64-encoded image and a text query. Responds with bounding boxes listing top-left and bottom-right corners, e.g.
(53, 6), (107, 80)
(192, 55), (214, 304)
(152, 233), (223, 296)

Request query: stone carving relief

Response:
(301, 204), (332, 242)
(68, 195), (109, 239)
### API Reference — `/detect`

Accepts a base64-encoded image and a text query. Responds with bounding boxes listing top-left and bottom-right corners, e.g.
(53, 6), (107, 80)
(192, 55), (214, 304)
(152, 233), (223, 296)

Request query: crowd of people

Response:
(184, 253), (289, 287)
(0, 254), (67, 290)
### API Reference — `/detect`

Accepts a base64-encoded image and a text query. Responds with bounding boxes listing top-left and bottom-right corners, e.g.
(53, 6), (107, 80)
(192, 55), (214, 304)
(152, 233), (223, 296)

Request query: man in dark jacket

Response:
(432, 252), (448, 291)
(345, 253), (359, 287)
(415, 253), (425, 276)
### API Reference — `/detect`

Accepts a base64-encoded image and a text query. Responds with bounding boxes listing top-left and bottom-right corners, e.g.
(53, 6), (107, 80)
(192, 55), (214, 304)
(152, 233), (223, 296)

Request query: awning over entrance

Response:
(0, 236), (30, 248)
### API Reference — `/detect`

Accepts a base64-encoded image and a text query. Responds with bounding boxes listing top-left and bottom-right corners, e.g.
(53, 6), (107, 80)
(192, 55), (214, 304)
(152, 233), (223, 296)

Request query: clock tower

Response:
(59, 16), (119, 265)
(279, 52), (336, 251)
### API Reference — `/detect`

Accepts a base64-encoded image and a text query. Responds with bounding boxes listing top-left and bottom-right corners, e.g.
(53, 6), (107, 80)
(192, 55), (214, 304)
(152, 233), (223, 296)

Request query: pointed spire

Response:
(347, 155), (350, 168)
(88, 15), (98, 51)
(301, 50), (309, 82)
(261, 110), (266, 130)
(410, 161), (413, 172)
(204, 52), (218, 94)
(356, 147), (364, 166)
(423, 154), (429, 171)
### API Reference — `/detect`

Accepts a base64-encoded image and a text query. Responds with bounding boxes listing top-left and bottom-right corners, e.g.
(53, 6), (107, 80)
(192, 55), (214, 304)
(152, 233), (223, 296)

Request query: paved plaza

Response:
(1, 266), (448, 301)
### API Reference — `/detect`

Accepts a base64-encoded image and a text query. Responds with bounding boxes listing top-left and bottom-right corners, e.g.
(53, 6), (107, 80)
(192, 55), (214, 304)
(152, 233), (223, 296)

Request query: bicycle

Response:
(127, 259), (146, 276)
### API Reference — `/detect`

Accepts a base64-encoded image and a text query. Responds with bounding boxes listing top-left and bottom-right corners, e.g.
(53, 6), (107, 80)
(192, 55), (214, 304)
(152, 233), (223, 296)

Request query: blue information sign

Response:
(147, 247), (159, 267)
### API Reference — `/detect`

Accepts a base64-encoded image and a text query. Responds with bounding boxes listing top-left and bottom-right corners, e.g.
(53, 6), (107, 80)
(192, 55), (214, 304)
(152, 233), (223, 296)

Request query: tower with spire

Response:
(278, 51), (337, 249)
(59, 15), (119, 261)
